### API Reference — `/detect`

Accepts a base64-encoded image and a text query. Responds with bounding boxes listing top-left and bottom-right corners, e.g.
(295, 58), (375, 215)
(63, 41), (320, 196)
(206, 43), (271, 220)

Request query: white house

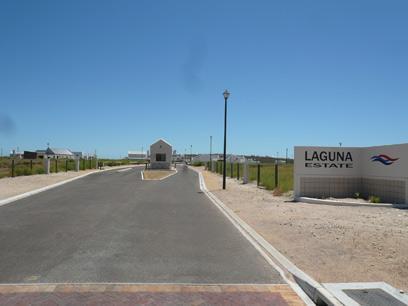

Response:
(150, 139), (172, 169)
(45, 148), (74, 159)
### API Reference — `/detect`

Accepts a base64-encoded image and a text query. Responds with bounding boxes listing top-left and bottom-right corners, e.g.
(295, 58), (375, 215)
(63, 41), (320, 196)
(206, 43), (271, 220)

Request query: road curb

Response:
(191, 167), (342, 306)
(297, 196), (408, 209)
(0, 165), (139, 208)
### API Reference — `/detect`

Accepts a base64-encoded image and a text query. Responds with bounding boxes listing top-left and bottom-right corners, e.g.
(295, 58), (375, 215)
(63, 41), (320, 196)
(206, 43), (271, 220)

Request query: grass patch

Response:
(214, 161), (294, 192)
(143, 170), (175, 180)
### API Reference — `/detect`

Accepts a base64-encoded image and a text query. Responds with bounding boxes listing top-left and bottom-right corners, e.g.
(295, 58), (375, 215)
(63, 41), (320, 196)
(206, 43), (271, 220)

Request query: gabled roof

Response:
(45, 148), (73, 155)
(151, 138), (172, 147)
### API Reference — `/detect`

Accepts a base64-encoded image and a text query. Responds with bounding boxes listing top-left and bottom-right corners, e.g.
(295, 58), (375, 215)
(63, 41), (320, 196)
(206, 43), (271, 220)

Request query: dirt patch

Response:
(197, 168), (408, 291)
(0, 170), (96, 200)
(0, 166), (137, 201)
(143, 170), (176, 180)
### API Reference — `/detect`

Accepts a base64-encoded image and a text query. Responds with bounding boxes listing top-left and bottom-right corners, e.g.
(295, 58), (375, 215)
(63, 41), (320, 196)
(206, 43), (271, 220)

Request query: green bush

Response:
(369, 195), (381, 203)
(192, 161), (204, 167)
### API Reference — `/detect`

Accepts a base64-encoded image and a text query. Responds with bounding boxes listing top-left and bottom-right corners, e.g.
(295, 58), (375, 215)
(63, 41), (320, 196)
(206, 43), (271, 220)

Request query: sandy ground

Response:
(0, 166), (135, 200)
(196, 167), (408, 291)
(143, 170), (176, 180)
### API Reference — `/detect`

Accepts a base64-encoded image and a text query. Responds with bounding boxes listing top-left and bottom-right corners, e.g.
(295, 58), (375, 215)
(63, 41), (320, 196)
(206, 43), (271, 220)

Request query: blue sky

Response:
(1, 0), (407, 158)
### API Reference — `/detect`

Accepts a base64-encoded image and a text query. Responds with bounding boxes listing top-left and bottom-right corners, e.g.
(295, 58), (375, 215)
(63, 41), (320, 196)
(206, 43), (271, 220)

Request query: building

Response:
(72, 151), (84, 159)
(9, 150), (24, 159)
(192, 154), (246, 163)
(45, 148), (74, 159)
(36, 150), (46, 159)
(150, 139), (172, 169)
(128, 151), (147, 160)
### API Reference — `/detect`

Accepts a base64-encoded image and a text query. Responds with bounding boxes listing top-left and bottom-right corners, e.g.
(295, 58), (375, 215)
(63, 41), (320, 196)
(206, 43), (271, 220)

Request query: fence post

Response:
(30, 160), (33, 171)
(11, 159), (15, 177)
(82, 159), (85, 170)
(257, 164), (261, 187)
(65, 159), (68, 172)
(230, 162), (233, 178)
(75, 158), (80, 172)
(275, 162), (279, 188)
(44, 158), (50, 174)
(237, 163), (240, 180)
(243, 160), (249, 184)
(55, 159), (58, 173)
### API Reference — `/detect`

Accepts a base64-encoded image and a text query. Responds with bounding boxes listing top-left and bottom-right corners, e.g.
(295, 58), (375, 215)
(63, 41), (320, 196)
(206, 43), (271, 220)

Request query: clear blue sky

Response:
(1, 1), (407, 158)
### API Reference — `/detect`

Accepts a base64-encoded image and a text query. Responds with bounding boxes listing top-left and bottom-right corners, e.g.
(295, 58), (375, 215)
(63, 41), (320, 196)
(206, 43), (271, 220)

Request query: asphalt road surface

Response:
(0, 166), (283, 284)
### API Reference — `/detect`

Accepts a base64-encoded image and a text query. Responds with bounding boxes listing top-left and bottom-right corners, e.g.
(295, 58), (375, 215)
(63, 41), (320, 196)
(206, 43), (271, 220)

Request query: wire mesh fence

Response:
(207, 161), (294, 192)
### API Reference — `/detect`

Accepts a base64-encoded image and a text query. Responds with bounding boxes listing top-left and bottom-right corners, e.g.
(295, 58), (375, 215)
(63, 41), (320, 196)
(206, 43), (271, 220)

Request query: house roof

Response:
(45, 148), (73, 155)
(151, 138), (172, 147)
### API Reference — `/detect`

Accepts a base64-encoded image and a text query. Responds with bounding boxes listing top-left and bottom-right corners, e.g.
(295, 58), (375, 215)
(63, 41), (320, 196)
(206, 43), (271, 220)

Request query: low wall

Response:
(295, 144), (408, 204)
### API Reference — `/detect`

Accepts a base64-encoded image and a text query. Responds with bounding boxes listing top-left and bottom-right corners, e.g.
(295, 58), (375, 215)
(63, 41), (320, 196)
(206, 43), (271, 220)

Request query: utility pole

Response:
(190, 145), (192, 163)
(286, 148), (288, 164)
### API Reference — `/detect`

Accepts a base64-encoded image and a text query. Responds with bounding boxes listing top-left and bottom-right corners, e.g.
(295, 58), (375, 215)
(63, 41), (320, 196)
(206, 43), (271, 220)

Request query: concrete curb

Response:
(0, 165), (140, 208)
(297, 196), (408, 209)
(324, 282), (408, 306)
(191, 167), (343, 306)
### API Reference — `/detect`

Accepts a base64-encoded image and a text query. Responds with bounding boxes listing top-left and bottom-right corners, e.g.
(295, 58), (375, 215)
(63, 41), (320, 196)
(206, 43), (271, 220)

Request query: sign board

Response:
(294, 144), (408, 204)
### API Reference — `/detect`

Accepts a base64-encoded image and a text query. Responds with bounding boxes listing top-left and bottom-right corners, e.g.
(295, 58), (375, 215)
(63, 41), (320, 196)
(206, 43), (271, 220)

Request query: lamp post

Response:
(222, 89), (230, 190)
(190, 144), (192, 164)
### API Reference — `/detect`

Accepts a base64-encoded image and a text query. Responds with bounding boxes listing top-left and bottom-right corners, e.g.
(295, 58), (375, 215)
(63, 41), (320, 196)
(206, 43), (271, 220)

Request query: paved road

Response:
(0, 166), (283, 284)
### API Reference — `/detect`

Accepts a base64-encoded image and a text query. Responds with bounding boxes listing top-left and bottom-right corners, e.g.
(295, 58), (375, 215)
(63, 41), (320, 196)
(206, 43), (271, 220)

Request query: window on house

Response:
(156, 153), (166, 161)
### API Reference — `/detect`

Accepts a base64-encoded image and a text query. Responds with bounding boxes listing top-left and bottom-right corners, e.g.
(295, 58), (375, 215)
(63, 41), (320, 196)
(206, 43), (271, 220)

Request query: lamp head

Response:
(223, 89), (230, 100)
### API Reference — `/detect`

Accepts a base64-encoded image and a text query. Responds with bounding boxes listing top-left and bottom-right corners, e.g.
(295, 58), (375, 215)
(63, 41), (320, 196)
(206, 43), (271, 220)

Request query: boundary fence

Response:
(206, 161), (294, 192)
(0, 157), (100, 179)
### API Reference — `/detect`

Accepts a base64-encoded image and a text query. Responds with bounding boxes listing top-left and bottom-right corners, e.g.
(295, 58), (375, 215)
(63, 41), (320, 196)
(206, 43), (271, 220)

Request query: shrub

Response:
(369, 195), (381, 203)
(273, 187), (283, 196)
(15, 167), (32, 176)
(354, 192), (361, 199)
(192, 161), (204, 167)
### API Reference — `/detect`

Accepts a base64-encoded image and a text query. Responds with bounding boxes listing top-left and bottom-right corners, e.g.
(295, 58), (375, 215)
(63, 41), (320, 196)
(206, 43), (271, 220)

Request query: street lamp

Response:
(222, 89), (230, 190)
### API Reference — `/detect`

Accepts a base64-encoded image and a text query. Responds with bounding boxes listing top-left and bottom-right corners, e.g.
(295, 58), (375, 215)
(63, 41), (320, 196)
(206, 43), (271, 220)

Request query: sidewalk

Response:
(195, 167), (408, 292)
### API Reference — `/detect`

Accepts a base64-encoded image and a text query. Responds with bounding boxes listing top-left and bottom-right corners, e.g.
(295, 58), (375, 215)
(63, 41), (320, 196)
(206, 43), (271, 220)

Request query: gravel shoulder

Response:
(195, 166), (408, 291)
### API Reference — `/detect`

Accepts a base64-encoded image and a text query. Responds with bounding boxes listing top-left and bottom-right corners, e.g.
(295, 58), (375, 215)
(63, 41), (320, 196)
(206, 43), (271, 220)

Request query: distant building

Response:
(192, 154), (221, 163)
(10, 150), (24, 159)
(72, 151), (84, 159)
(45, 148), (74, 159)
(23, 151), (38, 159)
(150, 139), (172, 169)
(192, 154), (246, 163)
(128, 151), (147, 160)
(36, 150), (46, 159)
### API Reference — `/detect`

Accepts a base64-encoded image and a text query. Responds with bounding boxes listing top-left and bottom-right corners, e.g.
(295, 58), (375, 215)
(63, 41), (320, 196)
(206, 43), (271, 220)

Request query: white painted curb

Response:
(0, 165), (140, 208)
(191, 167), (342, 306)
